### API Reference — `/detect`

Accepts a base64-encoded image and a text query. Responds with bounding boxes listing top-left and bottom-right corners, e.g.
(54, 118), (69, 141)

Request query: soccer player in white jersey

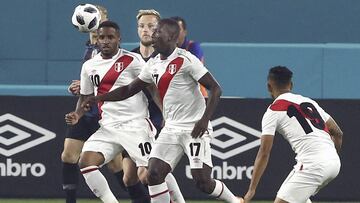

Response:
(65, 21), (152, 203)
(66, 20), (184, 203)
(82, 18), (243, 203)
(243, 66), (343, 203)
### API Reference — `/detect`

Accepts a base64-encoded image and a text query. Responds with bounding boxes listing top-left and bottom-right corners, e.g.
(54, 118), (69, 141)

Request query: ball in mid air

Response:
(71, 4), (101, 33)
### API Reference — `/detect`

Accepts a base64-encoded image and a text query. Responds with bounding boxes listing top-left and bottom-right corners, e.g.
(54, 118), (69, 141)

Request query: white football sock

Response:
(165, 173), (185, 203)
(306, 199), (312, 203)
(148, 182), (171, 203)
(81, 166), (118, 203)
(210, 179), (238, 203)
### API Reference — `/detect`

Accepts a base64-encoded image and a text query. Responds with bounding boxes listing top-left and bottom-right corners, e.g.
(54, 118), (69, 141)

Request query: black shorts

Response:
(66, 115), (100, 141)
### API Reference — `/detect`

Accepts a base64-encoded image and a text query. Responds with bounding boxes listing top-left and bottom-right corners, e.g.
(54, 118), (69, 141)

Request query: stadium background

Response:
(0, 0), (359, 202)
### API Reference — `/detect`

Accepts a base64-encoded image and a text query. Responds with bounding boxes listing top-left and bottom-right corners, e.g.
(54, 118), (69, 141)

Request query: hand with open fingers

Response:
(244, 190), (255, 203)
(65, 112), (80, 125)
(191, 118), (209, 138)
(68, 80), (81, 95)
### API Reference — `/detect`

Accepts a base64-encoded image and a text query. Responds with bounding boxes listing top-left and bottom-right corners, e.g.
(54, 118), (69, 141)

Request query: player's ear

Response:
(289, 81), (293, 90)
(267, 81), (273, 94)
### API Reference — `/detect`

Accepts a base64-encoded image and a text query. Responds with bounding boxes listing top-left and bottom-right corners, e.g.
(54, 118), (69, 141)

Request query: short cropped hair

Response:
(136, 9), (161, 21)
(98, 20), (121, 35)
(170, 16), (187, 30)
(268, 66), (293, 88)
(159, 18), (180, 41)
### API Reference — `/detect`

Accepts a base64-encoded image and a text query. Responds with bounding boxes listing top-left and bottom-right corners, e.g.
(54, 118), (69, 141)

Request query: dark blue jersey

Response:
(131, 46), (163, 133)
(180, 38), (204, 63)
(82, 40), (99, 117)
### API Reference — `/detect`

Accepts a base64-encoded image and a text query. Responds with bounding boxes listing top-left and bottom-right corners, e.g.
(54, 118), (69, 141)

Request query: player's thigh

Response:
(82, 127), (123, 167)
(78, 151), (105, 168)
(118, 126), (154, 167)
(147, 157), (173, 184)
(277, 160), (340, 203)
(106, 153), (123, 173)
(150, 129), (184, 170)
(61, 138), (84, 163)
(183, 133), (213, 169)
(66, 115), (99, 141)
(277, 169), (319, 203)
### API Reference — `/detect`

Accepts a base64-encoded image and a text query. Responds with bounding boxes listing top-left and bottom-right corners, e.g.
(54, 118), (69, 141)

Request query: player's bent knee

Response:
(137, 167), (148, 184)
(61, 151), (80, 164)
(106, 160), (123, 173)
(123, 172), (139, 186)
(147, 167), (164, 185)
(193, 176), (212, 193)
(78, 151), (105, 169)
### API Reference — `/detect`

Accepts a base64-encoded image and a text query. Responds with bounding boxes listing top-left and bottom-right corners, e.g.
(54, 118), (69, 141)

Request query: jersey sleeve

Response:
(138, 61), (154, 84)
(188, 42), (204, 62)
(79, 63), (94, 95)
(261, 108), (278, 136)
(313, 101), (331, 122)
(188, 55), (208, 81)
(132, 56), (146, 77)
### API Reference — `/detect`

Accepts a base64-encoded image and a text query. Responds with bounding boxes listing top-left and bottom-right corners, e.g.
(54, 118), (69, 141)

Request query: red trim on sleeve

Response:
(270, 99), (294, 111)
(270, 99), (329, 133)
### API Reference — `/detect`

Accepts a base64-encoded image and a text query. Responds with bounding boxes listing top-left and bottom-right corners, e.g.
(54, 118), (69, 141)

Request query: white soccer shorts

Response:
(82, 119), (156, 167)
(150, 127), (213, 170)
(277, 158), (341, 203)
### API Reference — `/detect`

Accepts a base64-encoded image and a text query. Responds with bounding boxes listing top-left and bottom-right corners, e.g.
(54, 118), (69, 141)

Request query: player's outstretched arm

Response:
(98, 77), (149, 101)
(81, 77), (150, 108)
(244, 135), (274, 203)
(192, 72), (222, 138)
(326, 117), (343, 154)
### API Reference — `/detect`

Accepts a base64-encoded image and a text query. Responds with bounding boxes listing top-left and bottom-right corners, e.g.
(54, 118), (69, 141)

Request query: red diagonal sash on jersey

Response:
(270, 99), (329, 133)
(97, 55), (133, 118)
(157, 57), (184, 103)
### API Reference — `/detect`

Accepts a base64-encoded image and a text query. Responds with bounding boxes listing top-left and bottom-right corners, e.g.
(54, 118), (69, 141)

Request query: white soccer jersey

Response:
(80, 49), (148, 126)
(261, 92), (338, 163)
(139, 48), (210, 130)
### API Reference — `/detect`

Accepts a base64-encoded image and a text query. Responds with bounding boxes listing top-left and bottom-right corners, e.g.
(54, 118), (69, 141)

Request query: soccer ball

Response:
(71, 4), (101, 33)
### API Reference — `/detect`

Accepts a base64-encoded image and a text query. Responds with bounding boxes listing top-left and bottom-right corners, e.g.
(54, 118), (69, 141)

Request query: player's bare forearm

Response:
(198, 72), (222, 121)
(66, 94), (91, 125)
(96, 77), (148, 102)
(247, 136), (273, 193)
(191, 74), (222, 138)
(326, 117), (343, 153)
(202, 83), (221, 120)
(96, 86), (132, 102)
(75, 94), (93, 118)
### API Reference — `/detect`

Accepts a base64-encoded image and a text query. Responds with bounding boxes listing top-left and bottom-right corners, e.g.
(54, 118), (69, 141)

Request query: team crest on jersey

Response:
(168, 64), (177, 75)
(115, 62), (124, 72)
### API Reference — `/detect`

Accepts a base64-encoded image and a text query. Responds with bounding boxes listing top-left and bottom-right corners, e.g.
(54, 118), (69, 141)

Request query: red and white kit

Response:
(262, 92), (340, 202)
(80, 49), (155, 166)
(139, 48), (213, 169)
